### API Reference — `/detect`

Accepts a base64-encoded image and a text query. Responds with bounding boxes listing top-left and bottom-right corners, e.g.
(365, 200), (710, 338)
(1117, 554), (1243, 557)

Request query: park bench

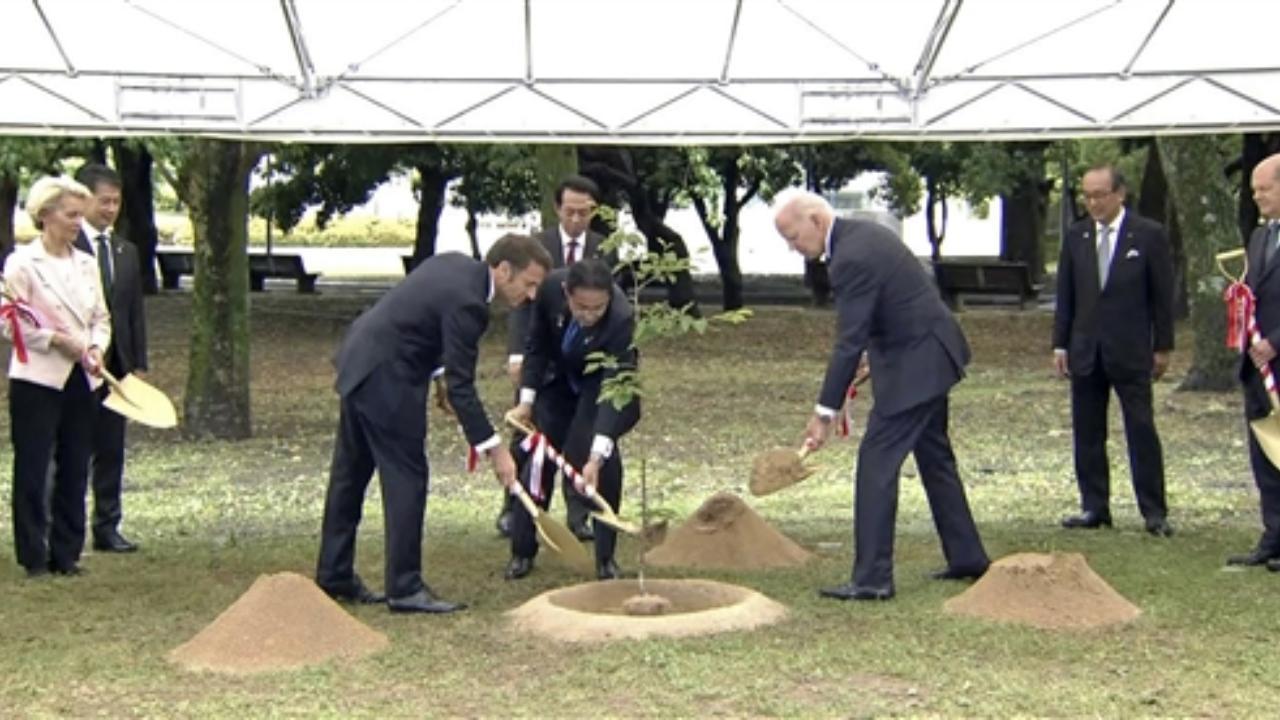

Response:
(156, 249), (195, 289)
(155, 250), (320, 293)
(933, 259), (1041, 310)
(248, 253), (320, 293)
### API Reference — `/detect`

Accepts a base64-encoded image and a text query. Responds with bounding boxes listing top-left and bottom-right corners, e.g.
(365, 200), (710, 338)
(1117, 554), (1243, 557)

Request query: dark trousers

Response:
(316, 367), (429, 600)
(1243, 372), (1280, 553)
(89, 383), (128, 539)
(1070, 360), (1167, 519)
(851, 394), (988, 590)
(510, 384), (623, 567)
(10, 369), (95, 573)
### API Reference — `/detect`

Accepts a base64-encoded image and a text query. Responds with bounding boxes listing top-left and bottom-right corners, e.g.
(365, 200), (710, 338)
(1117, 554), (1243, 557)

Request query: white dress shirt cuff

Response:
(431, 366), (445, 379)
(519, 388), (537, 405)
(474, 435), (500, 454)
(508, 354), (523, 366)
(814, 404), (838, 419)
(591, 435), (615, 459)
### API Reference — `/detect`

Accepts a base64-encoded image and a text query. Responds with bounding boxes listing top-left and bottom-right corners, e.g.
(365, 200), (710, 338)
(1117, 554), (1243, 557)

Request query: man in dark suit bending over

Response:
(504, 259), (639, 581)
(499, 175), (608, 540)
(1053, 163), (1175, 536)
(773, 191), (989, 601)
(316, 234), (551, 614)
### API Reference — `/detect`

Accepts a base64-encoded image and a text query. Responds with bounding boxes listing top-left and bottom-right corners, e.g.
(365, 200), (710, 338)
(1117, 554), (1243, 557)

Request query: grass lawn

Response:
(0, 289), (1276, 718)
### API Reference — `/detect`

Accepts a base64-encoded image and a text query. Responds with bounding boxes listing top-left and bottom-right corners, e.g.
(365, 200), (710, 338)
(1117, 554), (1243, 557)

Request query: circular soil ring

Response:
(508, 579), (787, 642)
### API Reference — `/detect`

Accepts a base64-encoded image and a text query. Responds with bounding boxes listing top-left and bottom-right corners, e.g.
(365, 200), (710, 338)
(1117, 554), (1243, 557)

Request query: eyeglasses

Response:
(1081, 190), (1116, 202)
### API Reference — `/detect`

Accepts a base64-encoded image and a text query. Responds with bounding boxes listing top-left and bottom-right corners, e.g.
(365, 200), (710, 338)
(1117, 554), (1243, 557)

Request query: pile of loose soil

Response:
(943, 553), (1141, 630)
(644, 491), (811, 569)
(169, 572), (389, 674)
(509, 578), (787, 642)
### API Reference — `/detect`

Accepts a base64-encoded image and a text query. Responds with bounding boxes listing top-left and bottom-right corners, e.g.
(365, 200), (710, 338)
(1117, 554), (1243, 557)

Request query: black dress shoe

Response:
(495, 509), (514, 538)
(1226, 548), (1278, 566)
(1061, 511), (1113, 529)
(569, 520), (594, 542)
(319, 575), (386, 605)
(819, 582), (894, 601)
(93, 531), (138, 553)
(25, 567), (49, 580)
(48, 563), (86, 577)
(1144, 517), (1175, 537)
(387, 587), (466, 614)
(1266, 558), (1280, 573)
(928, 563), (989, 581)
(504, 556), (534, 581)
(596, 558), (621, 581)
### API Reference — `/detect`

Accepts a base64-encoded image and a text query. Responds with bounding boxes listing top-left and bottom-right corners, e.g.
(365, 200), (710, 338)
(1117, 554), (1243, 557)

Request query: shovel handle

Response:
(508, 482), (540, 517)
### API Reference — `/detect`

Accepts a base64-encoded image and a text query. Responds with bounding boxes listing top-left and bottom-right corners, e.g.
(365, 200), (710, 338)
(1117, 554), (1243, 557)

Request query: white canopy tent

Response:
(3, 0), (1279, 143)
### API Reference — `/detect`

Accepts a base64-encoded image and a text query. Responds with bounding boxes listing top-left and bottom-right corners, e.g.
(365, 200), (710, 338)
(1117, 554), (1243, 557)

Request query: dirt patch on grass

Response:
(645, 491), (812, 570)
(509, 578), (787, 642)
(169, 571), (388, 674)
(944, 552), (1141, 630)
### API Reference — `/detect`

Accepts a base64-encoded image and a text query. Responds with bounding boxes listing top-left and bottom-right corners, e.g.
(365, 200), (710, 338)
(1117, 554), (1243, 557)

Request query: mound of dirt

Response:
(943, 553), (1141, 630)
(169, 572), (389, 674)
(644, 491), (811, 570)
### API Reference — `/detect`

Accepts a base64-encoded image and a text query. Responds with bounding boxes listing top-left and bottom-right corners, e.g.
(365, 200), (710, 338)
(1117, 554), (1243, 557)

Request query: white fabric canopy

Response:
(4, 0), (1279, 143)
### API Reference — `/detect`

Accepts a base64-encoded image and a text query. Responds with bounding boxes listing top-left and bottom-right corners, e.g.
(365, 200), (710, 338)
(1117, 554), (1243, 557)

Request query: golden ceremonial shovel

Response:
(749, 442), (815, 497)
(1218, 248), (1280, 467)
(101, 368), (178, 429)
(750, 373), (869, 497)
(504, 412), (640, 535)
(508, 482), (594, 575)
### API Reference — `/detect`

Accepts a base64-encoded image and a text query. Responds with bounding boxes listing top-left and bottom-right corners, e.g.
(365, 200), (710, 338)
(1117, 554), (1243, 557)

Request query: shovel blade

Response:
(589, 511), (640, 536)
(103, 374), (177, 428)
(1250, 413), (1280, 469)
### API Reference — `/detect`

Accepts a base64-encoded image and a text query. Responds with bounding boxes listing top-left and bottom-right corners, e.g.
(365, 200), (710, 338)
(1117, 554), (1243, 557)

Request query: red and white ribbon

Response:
(1229, 280), (1278, 395)
(1225, 280), (1255, 351)
(0, 297), (46, 365)
(519, 431), (550, 500)
(522, 431), (585, 494)
(466, 446), (479, 473)
(836, 381), (860, 438)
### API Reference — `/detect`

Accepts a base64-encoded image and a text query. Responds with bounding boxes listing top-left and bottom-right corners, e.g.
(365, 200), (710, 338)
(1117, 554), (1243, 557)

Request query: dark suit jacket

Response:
(334, 252), (495, 445)
(521, 268), (639, 439)
(821, 218), (970, 416)
(1241, 223), (1280, 418)
(507, 226), (607, 355)
(74, 229), (147, 374)
(1052, 210), (1174, 380)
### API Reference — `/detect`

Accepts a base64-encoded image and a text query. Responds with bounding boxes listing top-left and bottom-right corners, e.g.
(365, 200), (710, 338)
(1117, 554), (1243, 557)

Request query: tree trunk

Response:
(413, 165), (450, 260)
(175, 140), (262, 439)
(924, 178), (947, 262)
(111, 141), (160, 294)
(1157, 135), (1238, 392)
(1138, 141), (1188, 319)
(534, 144), (577, 231)
(0, 173), (17, 262)
(998, 147), (1048, 283)
(631, 192), (699, 314)
(998, 185), (1045, 281)
(465, 202), (481, 259)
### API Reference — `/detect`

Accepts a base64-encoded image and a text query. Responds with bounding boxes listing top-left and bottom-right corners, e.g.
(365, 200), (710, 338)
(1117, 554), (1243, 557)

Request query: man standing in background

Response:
(1053, 163), (1175, 537)
(74, 163), (147, 554)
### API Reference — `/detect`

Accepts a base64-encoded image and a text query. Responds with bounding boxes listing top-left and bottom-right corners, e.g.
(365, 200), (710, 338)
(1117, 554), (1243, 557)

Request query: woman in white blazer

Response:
(3, 176), (110, 578)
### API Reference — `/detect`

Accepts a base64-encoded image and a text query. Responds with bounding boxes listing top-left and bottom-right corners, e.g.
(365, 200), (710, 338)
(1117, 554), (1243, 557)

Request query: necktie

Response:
(1266, 223), (1280, 268)
(561, 319), (581, 394)
(1097, 225), (1112, 289)
(565, 240), (578, 265)
(96, 234), (113, 295)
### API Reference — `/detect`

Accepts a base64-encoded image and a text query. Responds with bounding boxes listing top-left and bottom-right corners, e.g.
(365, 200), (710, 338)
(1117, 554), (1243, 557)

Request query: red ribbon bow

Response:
(0, 298), (45, 364)
(836, 382), (860, 438)
(1225, 280), (1255, 351)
